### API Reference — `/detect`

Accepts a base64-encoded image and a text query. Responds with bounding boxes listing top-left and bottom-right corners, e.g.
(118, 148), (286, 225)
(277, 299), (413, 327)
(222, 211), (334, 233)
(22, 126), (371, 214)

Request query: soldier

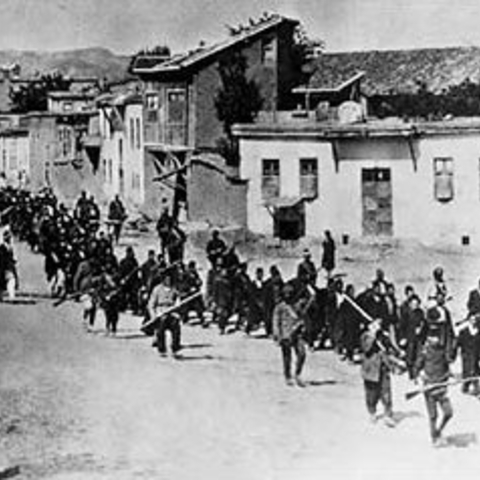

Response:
(360, 317), (397, 427)
(213, 265), (233, 335)
(108, 194), (127, 244)
(339, 284), (362, 363)
(97, 271), (121, 335)
(147, 272), (181, 357)
(455, 315), (480, 396)
(182, 260), (205, 324)
(413, 306), (456, 447)
(118, 246), (140, 313)
(398, 285), (416, 344)
(206, 230), (227, 267)
(403, 295), (426, 379)
(156, 206), (173, 257)
(263, 265), (284, 337)
(466, 278), (480, 318)
(272, 282), (315, 387)
(297, 249), (317, 287)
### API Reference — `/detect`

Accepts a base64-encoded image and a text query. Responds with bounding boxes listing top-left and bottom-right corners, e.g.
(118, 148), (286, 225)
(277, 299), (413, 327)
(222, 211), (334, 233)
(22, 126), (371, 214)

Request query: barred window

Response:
(434, 157), (454, 202)
(300, 158), (318, 198)
(262, 159), (280, 199)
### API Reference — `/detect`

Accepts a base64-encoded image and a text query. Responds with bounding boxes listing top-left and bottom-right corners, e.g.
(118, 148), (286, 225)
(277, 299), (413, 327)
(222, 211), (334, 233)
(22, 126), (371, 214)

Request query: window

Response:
(135, 118), (141, 149)
(261, 37), (275, 64)
(146, 93), (159, 122)
(146, 93), (159, 110)
(262, 159), (280, 199)
(8, 139), (17, 171)
(434, 157), (454, 202)
(167, 90), (186, 124)
(300, 158), (318, 198)
(130, 118), (135, 148)
(59, 127), (72, 157)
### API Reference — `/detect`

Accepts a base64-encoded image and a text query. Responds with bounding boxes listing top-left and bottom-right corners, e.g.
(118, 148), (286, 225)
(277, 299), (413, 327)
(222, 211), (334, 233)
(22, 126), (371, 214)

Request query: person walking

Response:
(107, 194), (127, 244)
(321, 230), (336, 279)
(147, 273), (181, 357)
(272, 282), (315, 387)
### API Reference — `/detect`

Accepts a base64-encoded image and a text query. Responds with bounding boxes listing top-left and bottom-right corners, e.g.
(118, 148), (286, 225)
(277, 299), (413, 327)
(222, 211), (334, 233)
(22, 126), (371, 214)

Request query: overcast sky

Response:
(2, 0), (480, 54)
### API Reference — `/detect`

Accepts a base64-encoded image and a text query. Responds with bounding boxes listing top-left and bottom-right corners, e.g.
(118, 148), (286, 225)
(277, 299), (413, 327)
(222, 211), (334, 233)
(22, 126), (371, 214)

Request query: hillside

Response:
(0, 47), (131, 82)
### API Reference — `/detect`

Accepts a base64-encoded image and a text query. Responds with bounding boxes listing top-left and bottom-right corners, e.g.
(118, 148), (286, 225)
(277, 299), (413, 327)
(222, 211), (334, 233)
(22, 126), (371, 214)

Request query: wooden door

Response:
(362, 168), (393, 236)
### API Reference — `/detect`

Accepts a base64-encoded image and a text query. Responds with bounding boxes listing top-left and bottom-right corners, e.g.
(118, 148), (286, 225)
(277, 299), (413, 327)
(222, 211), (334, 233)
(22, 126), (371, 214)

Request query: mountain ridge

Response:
(0, 47), (132, 82)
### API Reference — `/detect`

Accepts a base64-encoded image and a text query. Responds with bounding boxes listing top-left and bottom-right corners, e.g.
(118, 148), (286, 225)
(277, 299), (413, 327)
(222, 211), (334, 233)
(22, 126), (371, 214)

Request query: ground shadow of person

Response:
(392, 410), (422, 424)
(443, 432), (477, 448)
(173, 354), (218, 362)
(304, 379), (338, 387)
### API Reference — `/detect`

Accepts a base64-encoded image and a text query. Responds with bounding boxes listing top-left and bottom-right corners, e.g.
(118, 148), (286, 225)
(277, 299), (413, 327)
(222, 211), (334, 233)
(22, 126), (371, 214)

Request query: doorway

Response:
(361, 168), (393, 236)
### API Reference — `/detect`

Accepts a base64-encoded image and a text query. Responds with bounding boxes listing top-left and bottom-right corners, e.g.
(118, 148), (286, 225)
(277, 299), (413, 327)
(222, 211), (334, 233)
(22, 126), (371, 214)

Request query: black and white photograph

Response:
(1, 0), (480, 478)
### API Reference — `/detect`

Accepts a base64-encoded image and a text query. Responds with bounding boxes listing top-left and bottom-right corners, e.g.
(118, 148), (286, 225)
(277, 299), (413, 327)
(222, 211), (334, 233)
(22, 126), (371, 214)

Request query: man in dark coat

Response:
(263, 265), (284, 337)
(297, 249), (317, 287)
(107, 194), (127, 244)
(467, 278), (480, 318)
(339, 284), (362, 362)
(206, 230), (227, 267)
(118, 246), (140, 313)
(321, 230), (336, 278)
(213, 266), (233, 334)
(455, 315), (480, 395)
(403, 295), (426, 379)
(156, 207), (173, 257)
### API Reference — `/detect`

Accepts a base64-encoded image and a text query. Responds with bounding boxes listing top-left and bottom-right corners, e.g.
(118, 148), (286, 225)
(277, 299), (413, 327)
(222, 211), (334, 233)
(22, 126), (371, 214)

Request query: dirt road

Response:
(1, 241), (480, 479)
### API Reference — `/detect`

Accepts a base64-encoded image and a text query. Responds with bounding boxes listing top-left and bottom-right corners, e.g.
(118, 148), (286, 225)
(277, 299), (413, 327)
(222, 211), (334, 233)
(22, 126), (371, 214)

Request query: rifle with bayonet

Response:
(341, 293), (406, 370)
(405, 375), (480, 401)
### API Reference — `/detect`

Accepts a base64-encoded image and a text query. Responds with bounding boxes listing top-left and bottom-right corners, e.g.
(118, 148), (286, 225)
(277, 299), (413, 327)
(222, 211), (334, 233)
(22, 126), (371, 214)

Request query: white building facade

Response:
(98, 97), (145, 208)
(234, 119), (480, 245)
(0, 128), (30, 188)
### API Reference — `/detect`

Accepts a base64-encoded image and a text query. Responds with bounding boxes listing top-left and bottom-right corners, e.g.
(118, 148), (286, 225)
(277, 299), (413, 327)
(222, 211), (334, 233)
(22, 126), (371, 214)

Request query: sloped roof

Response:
(308, 47), (480, 95)
(133, 14), (298, 75)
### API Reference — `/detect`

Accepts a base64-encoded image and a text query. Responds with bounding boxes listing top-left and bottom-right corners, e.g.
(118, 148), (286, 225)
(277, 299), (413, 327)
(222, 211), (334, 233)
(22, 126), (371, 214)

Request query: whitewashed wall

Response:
(239, 132), (480, 245)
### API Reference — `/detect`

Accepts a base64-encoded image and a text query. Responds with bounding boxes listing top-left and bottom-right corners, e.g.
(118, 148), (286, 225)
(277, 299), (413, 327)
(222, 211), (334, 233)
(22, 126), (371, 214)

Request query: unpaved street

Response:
(1, 240), (480, 479)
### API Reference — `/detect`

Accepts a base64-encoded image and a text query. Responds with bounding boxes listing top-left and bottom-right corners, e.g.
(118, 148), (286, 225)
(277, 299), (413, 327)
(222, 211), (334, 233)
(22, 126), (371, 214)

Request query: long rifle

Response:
(53, 261), (182, 308)
(341, 293), (406, 367)
(405, 376), (480, 401)
(140, 291), (203, 333)
(53, 286), (96, 307)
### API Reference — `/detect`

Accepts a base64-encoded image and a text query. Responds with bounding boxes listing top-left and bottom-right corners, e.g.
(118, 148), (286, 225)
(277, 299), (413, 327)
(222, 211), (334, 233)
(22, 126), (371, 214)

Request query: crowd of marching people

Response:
(2, 185), (480, 446)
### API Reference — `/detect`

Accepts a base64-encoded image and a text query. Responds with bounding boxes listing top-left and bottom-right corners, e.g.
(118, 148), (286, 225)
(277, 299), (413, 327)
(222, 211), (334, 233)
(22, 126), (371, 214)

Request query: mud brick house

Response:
(130, 14), (301, 220)
(20, 110), (102, 205)
(233, 47), (480, 245)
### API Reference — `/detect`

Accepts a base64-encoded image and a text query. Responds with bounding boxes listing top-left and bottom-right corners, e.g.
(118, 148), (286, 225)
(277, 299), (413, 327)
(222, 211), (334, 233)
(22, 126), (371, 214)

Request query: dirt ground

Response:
(1, 232), (480, 480)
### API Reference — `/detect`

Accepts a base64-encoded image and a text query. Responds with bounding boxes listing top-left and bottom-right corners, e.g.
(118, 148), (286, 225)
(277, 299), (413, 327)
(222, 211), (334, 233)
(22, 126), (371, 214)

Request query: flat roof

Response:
(232, 117), (480, 139)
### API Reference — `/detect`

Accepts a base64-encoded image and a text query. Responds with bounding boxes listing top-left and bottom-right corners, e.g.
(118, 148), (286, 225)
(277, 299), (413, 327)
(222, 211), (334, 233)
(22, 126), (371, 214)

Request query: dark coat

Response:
(467, 289), (480, 316)
(321, 238), (336, 272)
(455, 325), (480, 378)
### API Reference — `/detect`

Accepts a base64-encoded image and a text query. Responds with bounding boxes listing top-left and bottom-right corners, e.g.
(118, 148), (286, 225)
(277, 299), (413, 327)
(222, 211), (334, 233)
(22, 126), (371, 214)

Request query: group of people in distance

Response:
(3, 183), (480, 447)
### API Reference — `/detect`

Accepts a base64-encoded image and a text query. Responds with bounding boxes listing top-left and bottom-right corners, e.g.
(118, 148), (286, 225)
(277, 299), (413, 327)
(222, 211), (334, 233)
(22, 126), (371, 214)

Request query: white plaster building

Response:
(0, 128), (30, 188)
(97, 92), (145, 208)
(234, 118), (480, 245)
